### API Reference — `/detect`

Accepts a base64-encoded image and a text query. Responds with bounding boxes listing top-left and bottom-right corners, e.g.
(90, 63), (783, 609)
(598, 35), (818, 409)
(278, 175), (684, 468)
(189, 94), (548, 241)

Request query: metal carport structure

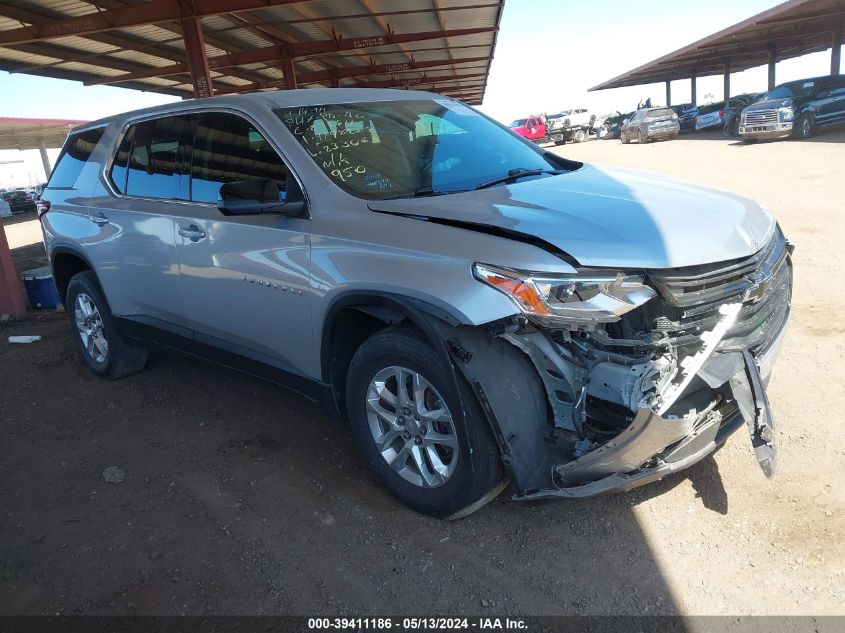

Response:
(0, 117), (88, 179)
(589, 0), (843, 105)
(0, 0), (505, 317)
(0, 0), (505, 105)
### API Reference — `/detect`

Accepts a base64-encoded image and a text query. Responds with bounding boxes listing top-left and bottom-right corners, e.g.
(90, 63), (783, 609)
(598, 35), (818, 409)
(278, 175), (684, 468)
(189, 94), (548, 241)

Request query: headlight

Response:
(778, 107), (795, 121)
(473, 263), (656, 327)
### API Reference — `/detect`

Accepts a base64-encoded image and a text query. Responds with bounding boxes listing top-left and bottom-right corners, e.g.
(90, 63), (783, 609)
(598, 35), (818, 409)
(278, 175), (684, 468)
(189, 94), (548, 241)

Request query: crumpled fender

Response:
(428, 321), (564, 495)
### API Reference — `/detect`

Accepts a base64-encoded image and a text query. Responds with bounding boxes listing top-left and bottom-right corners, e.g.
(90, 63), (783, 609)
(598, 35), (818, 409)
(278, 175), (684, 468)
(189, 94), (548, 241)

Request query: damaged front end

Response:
(438, 228), (792, 500)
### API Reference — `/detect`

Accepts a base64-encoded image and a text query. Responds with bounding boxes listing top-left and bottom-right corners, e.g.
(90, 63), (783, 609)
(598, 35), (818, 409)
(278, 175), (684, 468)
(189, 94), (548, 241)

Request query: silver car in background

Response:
(621, 107), (680, 143)
(40, 89), (791, 519)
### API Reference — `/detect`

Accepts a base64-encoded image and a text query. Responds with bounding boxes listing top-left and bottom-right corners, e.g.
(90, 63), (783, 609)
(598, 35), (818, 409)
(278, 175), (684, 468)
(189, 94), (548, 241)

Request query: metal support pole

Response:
(665, 80), (671, 107)
(281, 56), (297, 89)
(767, 45), (776, 89)
(38, 139), (52, 181)
(833, 28), (842, 76)
(0, 220), (26, 316)
(182, 17), (213, 98)
(690, 71), (697, 105)
(329, 71), (339, 88)
(723, 59), (731, 100)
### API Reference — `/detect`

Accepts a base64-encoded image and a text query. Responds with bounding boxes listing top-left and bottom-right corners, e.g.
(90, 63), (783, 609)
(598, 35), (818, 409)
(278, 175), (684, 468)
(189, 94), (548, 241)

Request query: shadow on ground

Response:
(0, 313), (734, 616)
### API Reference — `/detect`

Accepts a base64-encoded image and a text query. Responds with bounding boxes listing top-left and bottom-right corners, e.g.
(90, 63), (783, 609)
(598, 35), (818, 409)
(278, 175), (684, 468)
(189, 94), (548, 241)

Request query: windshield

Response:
(763, 80), (816, 101)
(510, 119), (527, 127)
(275, 100), (562, 200)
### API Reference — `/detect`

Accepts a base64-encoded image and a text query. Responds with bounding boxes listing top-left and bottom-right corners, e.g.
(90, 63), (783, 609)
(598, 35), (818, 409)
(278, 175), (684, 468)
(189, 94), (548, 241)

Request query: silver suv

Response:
(41, 89), (791, 519)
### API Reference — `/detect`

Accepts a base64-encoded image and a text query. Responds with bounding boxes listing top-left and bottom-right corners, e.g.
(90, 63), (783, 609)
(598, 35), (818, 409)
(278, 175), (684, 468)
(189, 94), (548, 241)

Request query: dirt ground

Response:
(1, 130), (843, 616)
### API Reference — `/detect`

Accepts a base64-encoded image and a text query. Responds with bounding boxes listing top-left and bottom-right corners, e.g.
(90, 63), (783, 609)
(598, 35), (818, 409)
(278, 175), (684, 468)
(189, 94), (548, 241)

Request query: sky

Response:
(1, 0), (842, 187)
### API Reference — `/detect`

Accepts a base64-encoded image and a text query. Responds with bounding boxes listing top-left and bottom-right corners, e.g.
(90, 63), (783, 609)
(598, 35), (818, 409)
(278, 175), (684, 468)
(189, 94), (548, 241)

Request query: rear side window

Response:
(109, 115), (192, 199)
(191, 112), (288, 204)
(48, 127), (105, 189)
(647, 108), (675, 117)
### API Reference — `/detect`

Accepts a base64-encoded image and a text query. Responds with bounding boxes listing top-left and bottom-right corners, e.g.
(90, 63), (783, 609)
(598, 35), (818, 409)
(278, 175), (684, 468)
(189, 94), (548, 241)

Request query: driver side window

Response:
(191, 112), (289, 204)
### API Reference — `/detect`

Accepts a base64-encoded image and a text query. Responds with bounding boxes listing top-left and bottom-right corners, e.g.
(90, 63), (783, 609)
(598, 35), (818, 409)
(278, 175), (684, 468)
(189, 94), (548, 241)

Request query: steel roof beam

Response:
(85, 26), (495, 86)
(0, 0), (314, 46)
(215, 56), (490, 95)
(355, 72), (488, 88)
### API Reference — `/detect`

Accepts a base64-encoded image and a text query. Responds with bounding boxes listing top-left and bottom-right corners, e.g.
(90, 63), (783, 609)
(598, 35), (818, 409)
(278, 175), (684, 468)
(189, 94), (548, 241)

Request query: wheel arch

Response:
(50, 246), (96, 302)
(320, 291), (465, 421)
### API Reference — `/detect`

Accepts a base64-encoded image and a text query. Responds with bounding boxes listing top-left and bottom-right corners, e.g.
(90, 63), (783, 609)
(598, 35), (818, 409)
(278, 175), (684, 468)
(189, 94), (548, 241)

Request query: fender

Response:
(49, 245), (97, 299)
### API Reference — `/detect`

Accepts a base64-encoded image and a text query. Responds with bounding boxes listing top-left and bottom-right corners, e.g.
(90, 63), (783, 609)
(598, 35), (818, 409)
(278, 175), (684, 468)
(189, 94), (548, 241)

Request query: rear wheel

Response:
(346, 327), (504, 519)
(573, 129), (587, 143)
(795, 113), (814, 139)
(66, 271), (147, 380)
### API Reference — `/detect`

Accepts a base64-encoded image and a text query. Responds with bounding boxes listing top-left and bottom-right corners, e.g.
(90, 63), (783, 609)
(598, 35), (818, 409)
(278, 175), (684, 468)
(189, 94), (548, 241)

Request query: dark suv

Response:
(2, 189), (36, 214)
(740, 74), (845, 141)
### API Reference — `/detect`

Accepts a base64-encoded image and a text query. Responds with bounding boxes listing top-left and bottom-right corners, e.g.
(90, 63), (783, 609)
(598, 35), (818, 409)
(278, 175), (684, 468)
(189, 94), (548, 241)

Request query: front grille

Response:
(649, 230), (786, 308)
(742, 109), (778, 125)
(607, 230), (792, 351)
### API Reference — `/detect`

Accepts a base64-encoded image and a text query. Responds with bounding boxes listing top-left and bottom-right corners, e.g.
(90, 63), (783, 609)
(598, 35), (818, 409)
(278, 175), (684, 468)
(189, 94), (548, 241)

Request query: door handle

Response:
(91, 213), (109, 225)
(178, 224), (206, 241)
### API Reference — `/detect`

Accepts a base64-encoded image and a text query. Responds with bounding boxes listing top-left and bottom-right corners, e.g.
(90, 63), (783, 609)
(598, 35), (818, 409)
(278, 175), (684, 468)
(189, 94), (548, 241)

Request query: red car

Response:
(509, 116), (547, 142)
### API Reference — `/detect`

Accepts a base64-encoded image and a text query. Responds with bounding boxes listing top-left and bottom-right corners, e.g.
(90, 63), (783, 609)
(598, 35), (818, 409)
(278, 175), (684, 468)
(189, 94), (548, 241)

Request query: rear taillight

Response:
(36, 199), (50, 220)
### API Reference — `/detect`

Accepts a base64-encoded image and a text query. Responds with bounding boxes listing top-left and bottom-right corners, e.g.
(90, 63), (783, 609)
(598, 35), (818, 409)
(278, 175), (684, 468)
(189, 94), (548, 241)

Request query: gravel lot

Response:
(1, 130), (843, 616)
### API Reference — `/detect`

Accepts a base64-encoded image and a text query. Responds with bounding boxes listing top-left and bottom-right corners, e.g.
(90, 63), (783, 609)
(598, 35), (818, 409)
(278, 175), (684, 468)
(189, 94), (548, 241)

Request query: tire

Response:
(66, 271), (147, 380)
(795, 113), (814, 139)
(574, 129), (587, 143)
(620, 130), (629, 144)
(563, 118), (570, 127)
(346, 326), (504, 519)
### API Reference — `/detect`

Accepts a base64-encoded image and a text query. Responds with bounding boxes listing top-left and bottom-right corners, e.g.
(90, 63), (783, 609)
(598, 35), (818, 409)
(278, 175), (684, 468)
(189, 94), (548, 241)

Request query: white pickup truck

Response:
(546, 108), (596, 144)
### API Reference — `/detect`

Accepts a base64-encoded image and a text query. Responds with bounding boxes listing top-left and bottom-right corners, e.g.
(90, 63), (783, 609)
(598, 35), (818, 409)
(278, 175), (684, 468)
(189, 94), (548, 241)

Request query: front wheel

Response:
(620, 130), (629, 144)
(795, 113), (814, 139)
(346, 327), (505, 519)
(66, 271), (147, 380)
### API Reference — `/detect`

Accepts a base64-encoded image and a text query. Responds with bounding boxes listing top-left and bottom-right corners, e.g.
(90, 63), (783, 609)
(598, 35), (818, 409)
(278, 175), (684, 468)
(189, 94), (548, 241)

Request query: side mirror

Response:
(217, 178), (304, 217)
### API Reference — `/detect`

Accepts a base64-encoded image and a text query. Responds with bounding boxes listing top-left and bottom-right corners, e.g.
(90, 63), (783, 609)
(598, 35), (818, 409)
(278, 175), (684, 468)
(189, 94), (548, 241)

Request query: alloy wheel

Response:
(74, 292), (109, 364)
(365, 366), (459, 488)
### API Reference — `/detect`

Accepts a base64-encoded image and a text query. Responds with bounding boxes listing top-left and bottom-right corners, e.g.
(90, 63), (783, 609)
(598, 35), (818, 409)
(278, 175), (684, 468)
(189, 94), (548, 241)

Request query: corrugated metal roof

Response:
(591, 0), (843, 91)
(0, 0), (504, 105)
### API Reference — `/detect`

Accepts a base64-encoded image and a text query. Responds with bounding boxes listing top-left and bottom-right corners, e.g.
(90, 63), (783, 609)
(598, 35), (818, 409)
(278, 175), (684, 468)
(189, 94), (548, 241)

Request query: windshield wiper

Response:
(473, 168), (562, 191)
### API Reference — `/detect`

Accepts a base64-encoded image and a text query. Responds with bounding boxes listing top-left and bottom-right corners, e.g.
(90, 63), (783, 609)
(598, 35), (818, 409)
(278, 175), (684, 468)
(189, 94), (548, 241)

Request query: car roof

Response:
(70, 88), (452, 134)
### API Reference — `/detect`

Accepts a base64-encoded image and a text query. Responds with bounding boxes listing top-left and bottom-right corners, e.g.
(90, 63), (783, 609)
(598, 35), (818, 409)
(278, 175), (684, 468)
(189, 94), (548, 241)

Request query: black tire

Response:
(346, 326), (504, 519)
(574, 129), (587, 143)
(620, 130), (629, 144)
(66, 271), (147, 380)
(795, 113), (814, 139)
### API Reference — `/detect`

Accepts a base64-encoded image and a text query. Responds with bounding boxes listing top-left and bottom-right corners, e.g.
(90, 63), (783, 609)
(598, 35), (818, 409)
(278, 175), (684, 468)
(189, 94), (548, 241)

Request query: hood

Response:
(368, 163), (775, 269)
(745, 97), (793, 111)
